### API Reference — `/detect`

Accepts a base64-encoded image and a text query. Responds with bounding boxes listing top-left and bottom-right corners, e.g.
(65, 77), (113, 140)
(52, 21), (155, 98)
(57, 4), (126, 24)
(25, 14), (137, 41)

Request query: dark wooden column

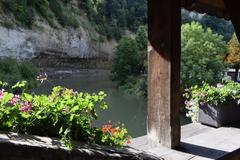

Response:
(147, 0), (181, 148)
(224, 0), (240, 41)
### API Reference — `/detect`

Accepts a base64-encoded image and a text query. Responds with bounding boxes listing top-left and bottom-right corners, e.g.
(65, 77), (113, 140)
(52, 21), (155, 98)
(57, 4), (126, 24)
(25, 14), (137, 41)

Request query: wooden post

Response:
(147, 0), (181, 148)
(224, 0), (240, 41)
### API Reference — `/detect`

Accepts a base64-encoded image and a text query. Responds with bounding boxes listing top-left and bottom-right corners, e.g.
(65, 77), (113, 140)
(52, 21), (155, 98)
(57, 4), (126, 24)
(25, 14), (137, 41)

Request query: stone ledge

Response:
(0, 132), (162, 160)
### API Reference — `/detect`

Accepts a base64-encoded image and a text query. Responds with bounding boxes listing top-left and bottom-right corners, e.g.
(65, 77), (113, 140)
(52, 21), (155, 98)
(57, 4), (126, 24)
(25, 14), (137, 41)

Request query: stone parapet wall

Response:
(0, 132), (161, 160)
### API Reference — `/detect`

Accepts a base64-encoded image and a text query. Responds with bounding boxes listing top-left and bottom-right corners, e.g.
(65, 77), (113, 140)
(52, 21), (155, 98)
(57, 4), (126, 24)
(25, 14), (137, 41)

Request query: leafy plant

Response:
(0, 58), (37, 89)
(183, 80), (240, 122)
(0, 81), (130, 149)
(101, 123), (131, 147)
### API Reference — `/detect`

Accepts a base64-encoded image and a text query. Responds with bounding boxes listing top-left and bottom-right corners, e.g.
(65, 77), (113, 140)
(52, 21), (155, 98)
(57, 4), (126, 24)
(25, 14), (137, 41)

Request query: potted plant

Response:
(184, 80), (240, 127)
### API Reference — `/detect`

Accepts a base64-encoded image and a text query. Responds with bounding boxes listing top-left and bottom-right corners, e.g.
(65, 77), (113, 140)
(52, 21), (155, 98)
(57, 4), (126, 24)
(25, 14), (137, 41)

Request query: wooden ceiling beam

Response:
(224, 0), (240, 41)
(196, 0), (225, 9)
(182, 0), (229, 19)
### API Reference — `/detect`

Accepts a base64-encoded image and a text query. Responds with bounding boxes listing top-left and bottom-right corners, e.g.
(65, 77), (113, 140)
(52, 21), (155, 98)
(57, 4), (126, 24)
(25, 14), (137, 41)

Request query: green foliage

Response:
(135, 26), (147, 73)
(225, 33), (240, 81)
(183, 80), (240, 122)
(101, 123), (131, 147)
(1, 0), (78, 28)
(225, 33), (240, 65)
(182, 9), (234, 42)
(181, 22), (227, 88)
(49, 0), (79, 28)
(112, 37), (140, 84)
(0, 82), (130, 149)
(34, 0), (55, 26)
(111, 26), (147, 97)
(119, 75), (147, 97)
(135, 26), (147, 51)
(1, 0), (147, 39)
(81, 0), (147, 39)
(0, 58), (37, 89)
(2, 0), (35, 27)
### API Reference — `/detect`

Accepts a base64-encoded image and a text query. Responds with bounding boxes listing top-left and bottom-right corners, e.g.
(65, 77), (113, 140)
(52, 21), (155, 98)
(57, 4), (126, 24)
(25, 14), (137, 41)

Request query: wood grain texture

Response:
(147, 0), (181, 148)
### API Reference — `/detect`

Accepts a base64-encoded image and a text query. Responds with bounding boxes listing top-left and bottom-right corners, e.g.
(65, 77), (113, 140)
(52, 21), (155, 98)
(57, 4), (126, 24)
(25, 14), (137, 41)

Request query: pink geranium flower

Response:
(9, 95), (20, 105)
(19, 101), (32, 113)
(0, 89), (5, 101)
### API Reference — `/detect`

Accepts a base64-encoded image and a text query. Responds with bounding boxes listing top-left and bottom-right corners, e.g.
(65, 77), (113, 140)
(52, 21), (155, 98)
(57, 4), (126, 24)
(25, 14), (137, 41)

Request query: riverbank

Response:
(37, 68), (113, 80)
(31, 54), (112, 70)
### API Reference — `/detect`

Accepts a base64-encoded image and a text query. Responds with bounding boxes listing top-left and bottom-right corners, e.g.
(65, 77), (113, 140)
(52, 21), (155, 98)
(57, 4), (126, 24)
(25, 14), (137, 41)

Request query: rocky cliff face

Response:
(0, 14), (117, 61)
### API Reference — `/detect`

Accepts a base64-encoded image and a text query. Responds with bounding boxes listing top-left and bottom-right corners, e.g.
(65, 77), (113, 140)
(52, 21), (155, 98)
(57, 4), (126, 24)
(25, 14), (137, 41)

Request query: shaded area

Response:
(0, 132), (162, 160)
(179, 142), (229, 159)
(131, 123), (240, 159)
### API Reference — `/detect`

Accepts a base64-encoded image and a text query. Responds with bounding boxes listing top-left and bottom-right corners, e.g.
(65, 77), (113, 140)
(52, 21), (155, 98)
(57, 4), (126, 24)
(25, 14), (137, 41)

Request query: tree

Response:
(181, 22), (227, 88)
(111, 37), (139, 84)
(200, 15), (234, 42)
(135, 25), (147, 73)
(181, 9), (234, 42)
(135, 26), (147, 51)
(225, 33), (240, 81)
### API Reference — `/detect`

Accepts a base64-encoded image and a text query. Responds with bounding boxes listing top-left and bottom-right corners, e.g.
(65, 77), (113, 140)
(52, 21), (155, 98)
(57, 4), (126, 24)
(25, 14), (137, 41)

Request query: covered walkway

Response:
(131, 123), (240, 159)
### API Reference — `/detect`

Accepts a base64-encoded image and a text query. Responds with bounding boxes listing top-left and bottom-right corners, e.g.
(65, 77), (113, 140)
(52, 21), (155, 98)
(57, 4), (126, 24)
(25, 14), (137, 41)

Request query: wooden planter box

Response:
(199, 101), (240, 128)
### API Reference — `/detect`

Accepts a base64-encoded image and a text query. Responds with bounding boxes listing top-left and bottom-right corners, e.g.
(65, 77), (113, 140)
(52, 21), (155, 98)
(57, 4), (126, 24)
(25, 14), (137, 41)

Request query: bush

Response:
(111, 37), (140, 84)
(0, 82), (130, 149)
(34, 0), (55, 26)
(49, 0), (79, 28)
(0, 58), (37, 89)
(2, 0), (35, 27)
(1, 0), (79, 28)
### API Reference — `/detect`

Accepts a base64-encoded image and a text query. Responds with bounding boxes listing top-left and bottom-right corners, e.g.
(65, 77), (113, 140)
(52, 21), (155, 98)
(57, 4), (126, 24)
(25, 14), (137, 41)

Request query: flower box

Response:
(199, 101), (240, 128)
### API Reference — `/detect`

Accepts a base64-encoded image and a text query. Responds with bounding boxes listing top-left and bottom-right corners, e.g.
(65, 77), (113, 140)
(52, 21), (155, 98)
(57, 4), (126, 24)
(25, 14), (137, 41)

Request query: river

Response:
(35, 69), (190, 138)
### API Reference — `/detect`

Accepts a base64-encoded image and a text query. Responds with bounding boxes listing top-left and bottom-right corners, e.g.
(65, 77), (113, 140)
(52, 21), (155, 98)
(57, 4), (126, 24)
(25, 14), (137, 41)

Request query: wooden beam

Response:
(224, 0), (240, 41)
(196, 0), (225, 9)
(148, 0), (181, 148)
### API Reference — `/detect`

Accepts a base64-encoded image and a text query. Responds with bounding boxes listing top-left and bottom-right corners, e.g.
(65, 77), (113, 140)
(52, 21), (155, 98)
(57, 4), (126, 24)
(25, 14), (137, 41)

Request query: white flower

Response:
(232, 90), (237, 95)
(217, 83), (224, 88)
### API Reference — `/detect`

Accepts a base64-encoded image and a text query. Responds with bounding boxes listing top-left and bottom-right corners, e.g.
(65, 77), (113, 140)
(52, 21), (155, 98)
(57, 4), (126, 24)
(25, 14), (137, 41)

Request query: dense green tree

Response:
(181, 22), (227, 88)
(135, 26), (147, 51)
(225, 33), (240, 81)
(111, 37), (139, 84)
(135, 26), (147, 73)
(200, 15), (234, 42)
(81, 0), (147, 39)
(111, 26), (147, 97)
